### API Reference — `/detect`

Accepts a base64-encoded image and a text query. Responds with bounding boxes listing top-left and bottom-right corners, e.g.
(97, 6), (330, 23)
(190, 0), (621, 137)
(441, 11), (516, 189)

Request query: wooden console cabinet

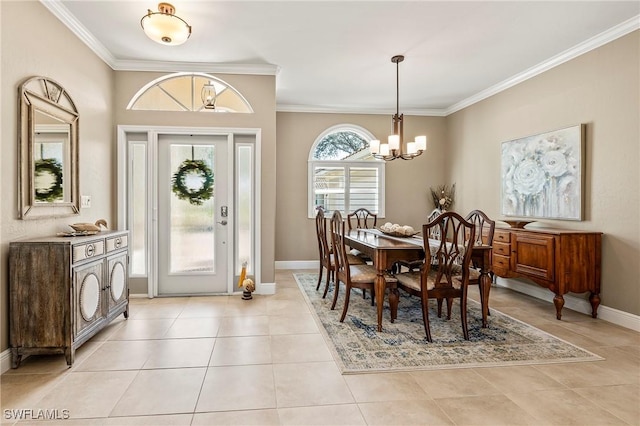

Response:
(9, 230), (129, 368)
(492, 227), (601, 320)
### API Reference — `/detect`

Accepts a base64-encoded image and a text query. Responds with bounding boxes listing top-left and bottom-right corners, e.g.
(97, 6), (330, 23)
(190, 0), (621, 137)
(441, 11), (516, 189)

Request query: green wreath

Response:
(34, 158), (63, 202)
(171, 159), (214, 205)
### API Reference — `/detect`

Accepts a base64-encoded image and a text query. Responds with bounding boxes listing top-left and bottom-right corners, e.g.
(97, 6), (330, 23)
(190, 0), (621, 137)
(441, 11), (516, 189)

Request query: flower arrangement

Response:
(430, 183), (456, 211)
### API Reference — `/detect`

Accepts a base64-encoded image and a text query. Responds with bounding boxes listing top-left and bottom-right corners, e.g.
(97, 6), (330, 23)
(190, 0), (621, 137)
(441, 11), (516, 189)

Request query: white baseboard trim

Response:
(1, 348), (12, 374)
(495, 278), (640, 332)
(275, 260), (318, 270)
(257, 282), (276, 295)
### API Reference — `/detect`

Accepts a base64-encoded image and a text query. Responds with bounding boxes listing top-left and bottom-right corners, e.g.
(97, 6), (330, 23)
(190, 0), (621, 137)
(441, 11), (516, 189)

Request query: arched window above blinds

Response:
(127, 72), (253, 113)
(308, 124), (385, 218)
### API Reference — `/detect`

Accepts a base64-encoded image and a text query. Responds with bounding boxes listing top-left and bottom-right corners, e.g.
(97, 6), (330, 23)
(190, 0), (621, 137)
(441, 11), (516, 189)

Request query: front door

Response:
(157, 134), (229, 294)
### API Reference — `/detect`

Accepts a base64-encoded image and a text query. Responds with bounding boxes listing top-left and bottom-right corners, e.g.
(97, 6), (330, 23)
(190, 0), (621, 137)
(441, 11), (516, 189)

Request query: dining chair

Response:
(346, 208), (377, 231)
(330, 210), (396, 321)
(464, 209), (495, 309)
(315, 208), (364, 299)
(394, 211), (476, 342)
(393, 208), (444, 274)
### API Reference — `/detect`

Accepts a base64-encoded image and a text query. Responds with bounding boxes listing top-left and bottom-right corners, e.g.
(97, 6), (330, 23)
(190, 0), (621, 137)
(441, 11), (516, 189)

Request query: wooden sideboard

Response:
(491, 227), (601, 320)
(9, 230), (129, 368)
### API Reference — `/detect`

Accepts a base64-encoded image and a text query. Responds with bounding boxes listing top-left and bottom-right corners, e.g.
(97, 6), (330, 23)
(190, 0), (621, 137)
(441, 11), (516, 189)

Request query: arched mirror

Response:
(19, 76), (79, 219)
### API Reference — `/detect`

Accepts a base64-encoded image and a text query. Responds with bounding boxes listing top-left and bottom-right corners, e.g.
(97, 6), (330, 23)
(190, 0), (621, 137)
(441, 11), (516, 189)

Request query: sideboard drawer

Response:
(493, 241), (511, 256)
(73, 240), (105, 264)
(493, 254), (510, 270)
(106, 235), (128, 252)
(494, 230), (511, 243)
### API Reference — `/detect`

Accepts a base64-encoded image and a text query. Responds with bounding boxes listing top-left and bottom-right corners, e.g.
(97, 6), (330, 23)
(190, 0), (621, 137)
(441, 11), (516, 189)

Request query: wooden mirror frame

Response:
(18, 76), (79, 219)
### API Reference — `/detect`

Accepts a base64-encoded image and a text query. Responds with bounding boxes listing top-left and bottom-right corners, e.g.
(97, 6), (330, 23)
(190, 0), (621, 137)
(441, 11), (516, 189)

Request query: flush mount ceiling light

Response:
(369, 55), (427, 161)
(141, 2), (191, 46)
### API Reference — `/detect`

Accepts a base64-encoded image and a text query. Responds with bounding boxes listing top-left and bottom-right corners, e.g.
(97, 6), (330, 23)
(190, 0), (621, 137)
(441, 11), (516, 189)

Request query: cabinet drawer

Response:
(72, 240), (105, 264)
(493, 254), (511, 270)
(493, 241), (511, 256)
(106, 235), (128, 253)
(494, 230), (511, 243)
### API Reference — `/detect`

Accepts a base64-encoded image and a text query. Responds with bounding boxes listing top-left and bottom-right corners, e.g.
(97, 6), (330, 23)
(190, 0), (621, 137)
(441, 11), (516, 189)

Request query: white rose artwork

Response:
(501, 124), (583, 220)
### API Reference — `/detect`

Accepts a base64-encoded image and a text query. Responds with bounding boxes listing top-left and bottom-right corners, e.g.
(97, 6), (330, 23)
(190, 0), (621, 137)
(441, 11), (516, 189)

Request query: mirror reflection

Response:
(34, 111), (71, 203)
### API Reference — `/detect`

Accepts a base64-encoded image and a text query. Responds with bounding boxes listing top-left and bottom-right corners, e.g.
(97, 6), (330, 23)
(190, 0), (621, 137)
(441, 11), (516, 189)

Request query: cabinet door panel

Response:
(107, 253), (129, 311)
(74, 260), (105, 336)
(512, 233), (555, 281)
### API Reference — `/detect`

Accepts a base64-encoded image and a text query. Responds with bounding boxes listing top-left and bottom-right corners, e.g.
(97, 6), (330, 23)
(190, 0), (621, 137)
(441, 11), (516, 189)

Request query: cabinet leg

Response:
(123, 306), (129, 319)
(11, 348), (21, 369)
(589, 293), (600, 318)
(64, 348), (74, 367)
(553, 294), (564, 320)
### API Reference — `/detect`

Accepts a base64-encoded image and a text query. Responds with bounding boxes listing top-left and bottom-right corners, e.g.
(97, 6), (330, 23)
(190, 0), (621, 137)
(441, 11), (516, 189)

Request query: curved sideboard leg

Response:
(553, 294), (565, 320)
(589, 292), (601, 318)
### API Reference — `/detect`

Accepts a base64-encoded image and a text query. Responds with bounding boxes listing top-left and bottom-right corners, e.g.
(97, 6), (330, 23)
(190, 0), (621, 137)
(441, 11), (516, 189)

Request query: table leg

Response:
(375, 273), (386, 332)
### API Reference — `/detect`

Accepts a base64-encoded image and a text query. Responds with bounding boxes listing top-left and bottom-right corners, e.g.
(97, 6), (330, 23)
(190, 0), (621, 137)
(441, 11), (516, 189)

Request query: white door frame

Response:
(116, 125), (262, 297)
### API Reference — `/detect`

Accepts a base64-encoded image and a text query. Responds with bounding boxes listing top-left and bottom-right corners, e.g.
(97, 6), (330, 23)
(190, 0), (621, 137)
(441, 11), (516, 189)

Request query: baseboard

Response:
(1, 348), (12, 374)
(257, 282), (276, 295)
(495, 277), (640, 332)
(275, 260), (317, 270)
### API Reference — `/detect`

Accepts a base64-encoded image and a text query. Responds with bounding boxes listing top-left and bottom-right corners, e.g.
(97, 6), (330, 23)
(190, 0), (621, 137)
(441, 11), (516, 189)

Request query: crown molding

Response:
(40, 0), (118, 67)
(445, 14), (640, 116)
(112, 59), (279, 75)
(276, 104), (447, 117)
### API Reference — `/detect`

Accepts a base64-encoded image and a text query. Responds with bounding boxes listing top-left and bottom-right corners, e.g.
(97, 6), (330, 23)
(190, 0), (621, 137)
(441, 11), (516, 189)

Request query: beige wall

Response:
(275, 112), (447, 262)
(1, 1), (115, 350)
(446, 31), (640, 315)
(114, 71), (277, 287)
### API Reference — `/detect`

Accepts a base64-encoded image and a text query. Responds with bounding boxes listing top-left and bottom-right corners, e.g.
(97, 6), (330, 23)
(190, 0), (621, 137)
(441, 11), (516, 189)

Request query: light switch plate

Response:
(81, 195), (91, 208)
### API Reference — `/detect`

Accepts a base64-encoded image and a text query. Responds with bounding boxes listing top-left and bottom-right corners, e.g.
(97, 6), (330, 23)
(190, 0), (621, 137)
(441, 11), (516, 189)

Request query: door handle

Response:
(217, 220), (228, 225)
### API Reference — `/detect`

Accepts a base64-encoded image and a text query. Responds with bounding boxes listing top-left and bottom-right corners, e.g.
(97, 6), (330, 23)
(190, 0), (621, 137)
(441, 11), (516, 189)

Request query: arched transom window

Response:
(308, 124), (385, 218)
(127, 72), (253, 113)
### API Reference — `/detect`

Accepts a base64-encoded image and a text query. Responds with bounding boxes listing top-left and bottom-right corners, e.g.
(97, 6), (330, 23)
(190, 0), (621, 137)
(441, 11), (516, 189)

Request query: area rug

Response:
(294, 273), (602, 374)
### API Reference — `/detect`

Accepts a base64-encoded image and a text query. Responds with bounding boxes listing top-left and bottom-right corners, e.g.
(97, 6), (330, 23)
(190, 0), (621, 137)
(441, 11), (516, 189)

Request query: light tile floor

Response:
(1, 270), (639, 425)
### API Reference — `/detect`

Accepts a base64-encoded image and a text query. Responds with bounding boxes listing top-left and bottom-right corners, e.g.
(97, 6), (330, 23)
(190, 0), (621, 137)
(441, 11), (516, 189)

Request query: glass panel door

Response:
(157, 134), (228, 294)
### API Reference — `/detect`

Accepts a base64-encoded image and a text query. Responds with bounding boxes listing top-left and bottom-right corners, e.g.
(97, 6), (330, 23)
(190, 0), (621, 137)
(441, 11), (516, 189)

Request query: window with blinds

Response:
(308, 126), (385, 218)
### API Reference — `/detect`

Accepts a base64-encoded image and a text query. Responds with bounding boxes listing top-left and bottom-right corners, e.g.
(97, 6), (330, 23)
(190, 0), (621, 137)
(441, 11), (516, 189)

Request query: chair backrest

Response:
(421, 211), (476, 291)
(465, 210), (495, 247)
(315, 208), (331, 266)
(426, 208), (443, 240)
(330, 210), (350, 282)
(347, 208), (377, 231)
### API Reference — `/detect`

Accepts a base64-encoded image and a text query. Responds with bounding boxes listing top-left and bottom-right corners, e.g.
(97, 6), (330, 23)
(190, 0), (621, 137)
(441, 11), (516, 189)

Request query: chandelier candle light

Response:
(141, 2), (192, 46)
(370, 55), (427, 161)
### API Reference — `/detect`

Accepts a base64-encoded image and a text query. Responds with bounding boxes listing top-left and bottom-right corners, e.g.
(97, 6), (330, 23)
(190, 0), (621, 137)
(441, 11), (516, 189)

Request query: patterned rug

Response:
(294, 273), (602, 374)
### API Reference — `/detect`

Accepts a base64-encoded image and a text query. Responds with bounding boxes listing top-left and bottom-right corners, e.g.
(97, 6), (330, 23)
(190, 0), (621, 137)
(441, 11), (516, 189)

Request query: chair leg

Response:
(322, 267), (332, 299)
(316, 264), (324, 291)
(437, 298), (444, 318)
(446, 298), (453, 320)
(340, 285), (352, 322)
(421, 295), (432, 342)
(330, 278), (340, 310)
(460, 296), (469, 340)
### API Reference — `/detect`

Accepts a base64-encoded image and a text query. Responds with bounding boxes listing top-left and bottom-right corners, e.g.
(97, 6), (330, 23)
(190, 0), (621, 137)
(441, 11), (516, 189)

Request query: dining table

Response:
(345, 228), (493, 332)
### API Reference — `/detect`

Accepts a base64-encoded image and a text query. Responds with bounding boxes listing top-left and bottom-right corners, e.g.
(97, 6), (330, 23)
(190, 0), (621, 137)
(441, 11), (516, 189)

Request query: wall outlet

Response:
(81, 195), (91, 208)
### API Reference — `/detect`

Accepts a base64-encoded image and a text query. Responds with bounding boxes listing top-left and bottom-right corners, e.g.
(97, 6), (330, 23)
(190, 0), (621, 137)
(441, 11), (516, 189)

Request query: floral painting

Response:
(501, 125), (584, 220)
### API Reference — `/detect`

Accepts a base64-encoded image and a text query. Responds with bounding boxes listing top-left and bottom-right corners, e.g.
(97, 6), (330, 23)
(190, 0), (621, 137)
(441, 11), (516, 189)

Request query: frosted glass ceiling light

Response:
(141, 3), (191, 46)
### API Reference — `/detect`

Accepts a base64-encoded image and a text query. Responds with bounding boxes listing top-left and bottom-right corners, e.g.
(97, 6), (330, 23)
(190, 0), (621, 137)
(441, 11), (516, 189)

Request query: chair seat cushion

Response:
(349, 264), (397, 284)
(396, 270), (461, 292)
(329, 253), (365, 266)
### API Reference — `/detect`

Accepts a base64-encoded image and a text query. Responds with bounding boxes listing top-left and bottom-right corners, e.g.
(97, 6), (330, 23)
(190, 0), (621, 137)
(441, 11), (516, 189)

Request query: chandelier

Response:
(141, 3), (192, 46)
(370, 55), (427, 161)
